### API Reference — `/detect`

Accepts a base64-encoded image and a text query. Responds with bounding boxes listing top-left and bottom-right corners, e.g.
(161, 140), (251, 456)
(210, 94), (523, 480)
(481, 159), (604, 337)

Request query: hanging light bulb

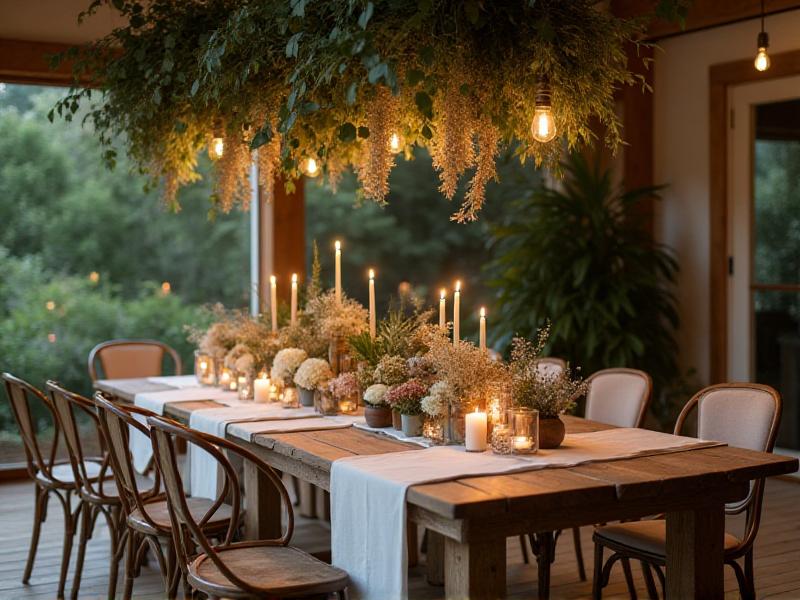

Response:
(389, 132), (402, 153)
(754, 0), (771, 72)
(209, 136), (224, 160)
(531, 76), (557, 143)
(304, 157), (319, 177)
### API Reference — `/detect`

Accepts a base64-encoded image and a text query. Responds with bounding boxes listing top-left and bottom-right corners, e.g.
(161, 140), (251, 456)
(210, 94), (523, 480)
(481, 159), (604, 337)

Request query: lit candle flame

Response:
(369, 268), (375, 280)
(270, 275), (277, 285)
(480, 307), (486, 318)
(291, 273), (298, 284)
(440, 288), (446, 299)
(335, 240), (341, 251)
(455, 280), (461, 292)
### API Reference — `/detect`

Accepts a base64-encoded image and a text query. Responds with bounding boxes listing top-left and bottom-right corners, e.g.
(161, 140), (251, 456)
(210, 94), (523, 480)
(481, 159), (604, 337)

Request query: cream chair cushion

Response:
(585, 371), (649, 428)
(697, 388), (775, 451)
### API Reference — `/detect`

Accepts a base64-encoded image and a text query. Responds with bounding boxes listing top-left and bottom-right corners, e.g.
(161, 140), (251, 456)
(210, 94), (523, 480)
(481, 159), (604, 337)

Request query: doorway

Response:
(728, 76), (800, 450)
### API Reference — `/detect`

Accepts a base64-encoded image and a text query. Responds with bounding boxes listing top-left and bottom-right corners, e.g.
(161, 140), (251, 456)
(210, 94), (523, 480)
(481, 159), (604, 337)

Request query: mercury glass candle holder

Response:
(315, 390), (339, 415)
(508, 407), (539, 455)
(491, 424), (513, 455)
(194, 351), (216, 386)
(280, 386), (299, 409)
(237, 373), (253, 401)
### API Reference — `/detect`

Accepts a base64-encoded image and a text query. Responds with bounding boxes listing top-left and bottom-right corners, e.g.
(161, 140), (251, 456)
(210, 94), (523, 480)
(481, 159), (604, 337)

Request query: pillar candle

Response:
(453, 280), (461, 344)
(439, 289), (446, 331)
(254, 376), (271, 403)
(479, 307), (487, 352)
(368, 269), (376, 339)
(290, 273), (298, 326)
(270, 275), (278, 332)
(465, 409), (488, 452)
(334, 240), (342, 305)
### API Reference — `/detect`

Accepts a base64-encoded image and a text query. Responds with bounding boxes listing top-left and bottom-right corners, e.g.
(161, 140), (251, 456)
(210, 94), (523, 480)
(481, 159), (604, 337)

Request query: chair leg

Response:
(621, 558), (638, 600)
(592, 543), (604, 600)
(122, 530), (137, 600)
(23, 485), (47, 583)
(56, 492), (76, 600)
(572, 526), (587, 581)
(744, 551), (756, 600)
(519, 534), (530, 564)
(106, 507), (125, 600)
(70, 503), (92, 600)
(641, 561), (659, 600)
(531, 532), (556, 600)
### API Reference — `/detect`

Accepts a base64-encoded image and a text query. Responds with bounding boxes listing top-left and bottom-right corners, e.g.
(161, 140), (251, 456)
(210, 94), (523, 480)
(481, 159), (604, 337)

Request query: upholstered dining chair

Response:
(147, 414), (350, 599)
(88, 339), (183, 382)
(592, 383), (782, 600)
(2, 373), (98, 599)
(93, 392), (237, 599)
(46, 380), (150, 600)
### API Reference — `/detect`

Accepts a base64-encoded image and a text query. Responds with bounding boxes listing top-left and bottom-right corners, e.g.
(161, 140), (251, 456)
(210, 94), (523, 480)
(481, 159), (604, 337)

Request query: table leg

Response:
(426, 530), (445, 586)
(665, 503), (725, 600)
(444, 536), (506, 599)
(243, 461), (282, 540)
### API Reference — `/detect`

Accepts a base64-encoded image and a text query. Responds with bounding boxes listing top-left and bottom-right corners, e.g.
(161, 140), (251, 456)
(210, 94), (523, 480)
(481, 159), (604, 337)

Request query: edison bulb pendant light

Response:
(754, 32), (771, 72)
(209, 136), (224, 160)
(389, 132), (402, 153)
(531, 76), (557, 143)
(304, 157), (319, 177)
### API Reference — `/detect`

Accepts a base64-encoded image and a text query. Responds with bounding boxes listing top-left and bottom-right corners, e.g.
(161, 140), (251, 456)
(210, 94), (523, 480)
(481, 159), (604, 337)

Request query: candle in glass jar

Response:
(290, 273), (298, 326)
(334, 240), (342, 305)
(368, 269), (376, 339)
(439, 289), (446, 331)
(270, 275), (278, 332)
(465, 409), (488, 452)
(219, 368), (232, 387)
(254, 376), (271, 403)
(453, 280), (461, 344)
(479, 307), (487, 351)
(513, 436), (533, 451)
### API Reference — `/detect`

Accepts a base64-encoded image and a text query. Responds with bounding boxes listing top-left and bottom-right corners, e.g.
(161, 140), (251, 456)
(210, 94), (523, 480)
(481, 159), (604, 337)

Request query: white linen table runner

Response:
(331, 427), (724, 600)
(147, 375), (200, 389)
(228, 414), (366, 442)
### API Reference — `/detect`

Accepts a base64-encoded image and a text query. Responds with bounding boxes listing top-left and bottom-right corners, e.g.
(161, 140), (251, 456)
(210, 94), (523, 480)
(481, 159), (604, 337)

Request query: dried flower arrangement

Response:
(294, 358), (333, 391)
(363, 383), (389, 408)
(373, 355), (410, 387)
(304, 290), (368, 341)
(385, 379), (428, 416)
(327, 372), (360, 400)
(270, 348), (308, 386)
(421, 381), (456, 419)
(509, 325), (587, 418)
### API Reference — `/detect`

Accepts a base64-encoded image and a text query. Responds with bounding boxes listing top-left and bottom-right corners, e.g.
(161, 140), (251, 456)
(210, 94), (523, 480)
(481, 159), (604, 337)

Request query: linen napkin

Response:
(331, 428), (723, 600)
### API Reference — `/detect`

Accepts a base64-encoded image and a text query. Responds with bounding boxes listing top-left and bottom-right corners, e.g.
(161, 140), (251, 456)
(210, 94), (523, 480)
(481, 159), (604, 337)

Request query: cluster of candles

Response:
(268, 241), (489, 348)
(464, 400), (538, 454)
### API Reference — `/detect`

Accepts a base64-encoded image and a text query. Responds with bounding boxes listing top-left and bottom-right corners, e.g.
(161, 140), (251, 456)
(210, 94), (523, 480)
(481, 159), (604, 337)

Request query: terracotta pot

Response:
(539, 416), (566, 449)
(365, 405), (392, 428)
(401, 414), (423, 437)
(392, 409), (402, 430)
(298, 387), (315, 407)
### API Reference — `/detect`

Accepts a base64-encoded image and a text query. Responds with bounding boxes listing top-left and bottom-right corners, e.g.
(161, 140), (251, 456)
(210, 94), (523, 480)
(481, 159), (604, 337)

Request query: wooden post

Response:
(426, 530), (445, 585)
(665, 503), (725, 600)
(444, 536), (506, 600)
(243, 461), (282, 540)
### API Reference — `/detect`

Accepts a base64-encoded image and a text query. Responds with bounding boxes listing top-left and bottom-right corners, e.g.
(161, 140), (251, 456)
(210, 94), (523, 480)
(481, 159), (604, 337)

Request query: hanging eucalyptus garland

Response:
(54, 0), (688, 220)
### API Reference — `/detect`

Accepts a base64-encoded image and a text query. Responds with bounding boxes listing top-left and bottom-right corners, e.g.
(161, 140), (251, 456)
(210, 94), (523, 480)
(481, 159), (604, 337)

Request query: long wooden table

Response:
(97, 378), (799, 600)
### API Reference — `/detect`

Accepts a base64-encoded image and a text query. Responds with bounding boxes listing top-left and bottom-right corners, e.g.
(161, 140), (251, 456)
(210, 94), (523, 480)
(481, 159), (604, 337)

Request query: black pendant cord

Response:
(761, 0), (766, 34)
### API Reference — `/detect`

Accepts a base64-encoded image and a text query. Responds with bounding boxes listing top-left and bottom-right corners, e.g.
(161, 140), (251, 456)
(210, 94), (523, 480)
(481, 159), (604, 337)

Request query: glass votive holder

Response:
(237, 373), (253, 401)
(424, 419), (444, 445)
(491, 424), (513, 455)
(218, 367), (234, 390)
(315, 390), (338, 415)
(337, 393), (359, 415)
(508, 407), (539, 455)
(280, 386), (299, 409)
(194, 351), (217, 386)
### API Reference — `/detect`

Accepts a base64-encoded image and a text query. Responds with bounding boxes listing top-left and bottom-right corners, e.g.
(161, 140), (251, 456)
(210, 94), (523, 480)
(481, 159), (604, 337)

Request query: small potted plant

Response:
(386, 379), (428, 437)
(294, 357), (333, 407)
(363, 383), (392, 427)
(374, 355), (410, 430)
(509, 327), (587, 448)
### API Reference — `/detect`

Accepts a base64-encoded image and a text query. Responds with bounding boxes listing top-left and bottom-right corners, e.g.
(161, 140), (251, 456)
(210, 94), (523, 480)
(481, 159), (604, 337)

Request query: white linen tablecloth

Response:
(353, 422), (431, 447)
(331, 428), (724, 600)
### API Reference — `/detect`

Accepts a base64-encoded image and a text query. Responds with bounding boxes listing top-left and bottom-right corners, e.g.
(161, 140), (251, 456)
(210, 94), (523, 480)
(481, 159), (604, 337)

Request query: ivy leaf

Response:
(286, 32), (303, 58)
(358, 2), (374, 29)
(190, 79), (200, 96)
(346, 81), (358, 105)
(300, 101), (319, 114)
(290, 0), (306, 17)
(339, 122), (357, 142)
(415, 91), (433, 119)
(250, 123), (274, 148)
(367, 63), (388, 84)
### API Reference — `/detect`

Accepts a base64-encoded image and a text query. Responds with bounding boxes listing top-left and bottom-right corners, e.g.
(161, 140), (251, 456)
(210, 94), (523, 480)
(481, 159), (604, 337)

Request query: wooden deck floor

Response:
(1, 477), (798, 599)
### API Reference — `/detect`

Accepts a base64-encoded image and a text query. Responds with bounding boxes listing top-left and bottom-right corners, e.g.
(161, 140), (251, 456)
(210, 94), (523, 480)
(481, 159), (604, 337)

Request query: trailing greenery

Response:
(486, 152), (680, 398)
(54, 0), (687, 219)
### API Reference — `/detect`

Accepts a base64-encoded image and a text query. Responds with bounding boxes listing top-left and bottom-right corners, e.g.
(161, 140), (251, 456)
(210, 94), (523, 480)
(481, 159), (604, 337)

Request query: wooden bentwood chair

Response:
(147, 414), (350, 599)
(88, 339), (183, 382)
(528, 367), (652, 600)
(2, 373), (106, 599)
(93, 393), (237, 599)
(592, 383), (782, 600)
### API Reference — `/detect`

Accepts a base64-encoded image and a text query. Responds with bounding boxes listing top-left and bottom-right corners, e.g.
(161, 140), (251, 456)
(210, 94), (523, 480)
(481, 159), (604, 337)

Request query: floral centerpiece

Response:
(362, 383), (392, 428)
(304, 289), (368, 375)
(271, 348), (308, 387)
(508, 325), (587, 448)
(385, 379), (428, 437)
(294, 357), (334, 408)
(327, 372), (360, 414)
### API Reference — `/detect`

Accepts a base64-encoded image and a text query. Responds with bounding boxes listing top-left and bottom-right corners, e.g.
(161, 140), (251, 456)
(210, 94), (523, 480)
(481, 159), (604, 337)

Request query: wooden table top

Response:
(95, 377), (799, 532)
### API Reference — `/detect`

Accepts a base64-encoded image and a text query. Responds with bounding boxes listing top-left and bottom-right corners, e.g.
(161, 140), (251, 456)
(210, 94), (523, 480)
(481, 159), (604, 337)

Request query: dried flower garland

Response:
(54, 0), (686, 220)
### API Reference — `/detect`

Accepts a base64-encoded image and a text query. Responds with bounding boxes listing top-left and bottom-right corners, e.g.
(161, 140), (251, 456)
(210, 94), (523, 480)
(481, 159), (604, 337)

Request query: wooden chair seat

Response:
(595, 519), (741, 557)
(128, 496), (235, 536)
(35, 460), (106, 488)
(188, 542), (349, 599)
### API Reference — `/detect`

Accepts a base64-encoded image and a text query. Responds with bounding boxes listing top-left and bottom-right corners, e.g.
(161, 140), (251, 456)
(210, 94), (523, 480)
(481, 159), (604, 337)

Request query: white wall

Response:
(653, 9), (800, 383)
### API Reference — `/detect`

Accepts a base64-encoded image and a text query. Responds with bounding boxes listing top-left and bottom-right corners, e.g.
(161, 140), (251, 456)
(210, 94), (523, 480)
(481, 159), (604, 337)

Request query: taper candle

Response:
(439, 289), (446, 331)
(334, 240), (342, 305)
(479, 307), (487, 351)
(270, 275), (278, 332)
(290, 273), (298, 326)
(368, 269), (376, 339)
(453, 280), (461, 344)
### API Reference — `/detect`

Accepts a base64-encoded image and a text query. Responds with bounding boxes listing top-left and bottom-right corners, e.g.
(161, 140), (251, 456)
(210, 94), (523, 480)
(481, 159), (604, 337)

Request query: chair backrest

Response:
(2, 372), (63, 482)
(585, 368), (652, 428)
(45, 381), (114, 501)
(536, 357), (566, 378)
(147, 414), (293, 594)
(88, 339), (183, 382)
(93, 392), (161, 527)
(674, 383), (781, 550)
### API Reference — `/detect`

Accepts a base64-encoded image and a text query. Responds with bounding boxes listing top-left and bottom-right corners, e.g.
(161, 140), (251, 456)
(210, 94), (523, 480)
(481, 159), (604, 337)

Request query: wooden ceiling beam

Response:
(0, 38), (81, 86)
